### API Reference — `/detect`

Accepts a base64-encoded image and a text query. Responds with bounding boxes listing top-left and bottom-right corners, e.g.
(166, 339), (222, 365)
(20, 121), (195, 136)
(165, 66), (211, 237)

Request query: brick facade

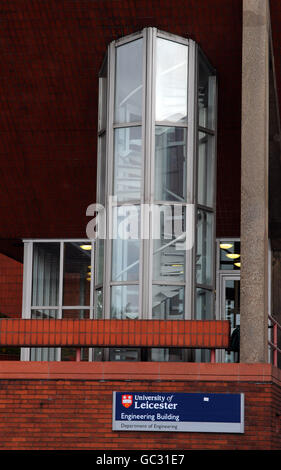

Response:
(0, 362), (280, 450)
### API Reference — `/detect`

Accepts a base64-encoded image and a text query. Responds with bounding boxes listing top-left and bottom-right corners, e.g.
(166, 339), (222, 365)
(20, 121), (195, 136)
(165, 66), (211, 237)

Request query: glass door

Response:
(218, 274), (240, 363)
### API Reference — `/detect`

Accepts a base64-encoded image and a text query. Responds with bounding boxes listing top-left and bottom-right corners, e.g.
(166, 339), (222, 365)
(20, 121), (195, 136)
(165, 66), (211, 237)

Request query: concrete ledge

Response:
(0, 361), (280, 385)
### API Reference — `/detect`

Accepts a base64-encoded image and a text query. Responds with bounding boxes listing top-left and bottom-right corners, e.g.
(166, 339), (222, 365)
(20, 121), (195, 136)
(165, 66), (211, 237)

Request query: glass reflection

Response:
(114, 127), (142, 202)
(196, 210), (213, 286)
(197, 132), (215, 208)
(152, 285), (184, 319)
(196, 288), (213, 320)
(219, 240), (241, 270)
(155, 127), (186, 202)
(156, 38), (188, 122)
(111, 285), (139, 319)
(63, 243), (91, 306)
(115, 39), (143, 123)
(32, 243), (60, 307)
(153, 205), (186, 282)
(111, 206), (140, 282)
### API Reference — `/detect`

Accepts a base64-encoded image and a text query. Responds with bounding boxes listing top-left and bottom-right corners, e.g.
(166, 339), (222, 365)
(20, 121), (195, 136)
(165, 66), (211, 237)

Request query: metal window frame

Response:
(21, 239), (95, 361)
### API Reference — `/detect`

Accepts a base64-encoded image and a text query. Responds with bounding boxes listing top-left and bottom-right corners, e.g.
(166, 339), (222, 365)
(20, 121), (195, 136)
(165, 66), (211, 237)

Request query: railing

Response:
(268, 314), (281, 367)
(0, 319), (231, 363)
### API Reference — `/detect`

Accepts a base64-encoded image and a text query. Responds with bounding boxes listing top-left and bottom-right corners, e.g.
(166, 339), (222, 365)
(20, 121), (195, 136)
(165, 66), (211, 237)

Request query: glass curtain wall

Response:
(96, 29), (217, 362)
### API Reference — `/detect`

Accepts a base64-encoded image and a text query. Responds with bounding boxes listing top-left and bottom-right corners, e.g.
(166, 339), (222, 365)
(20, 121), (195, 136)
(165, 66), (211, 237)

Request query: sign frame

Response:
(112, 392), (244, 433)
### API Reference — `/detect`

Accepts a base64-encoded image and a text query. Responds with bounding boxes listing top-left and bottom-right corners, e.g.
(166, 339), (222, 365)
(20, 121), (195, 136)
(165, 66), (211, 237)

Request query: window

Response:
(21, 240), (95, 361)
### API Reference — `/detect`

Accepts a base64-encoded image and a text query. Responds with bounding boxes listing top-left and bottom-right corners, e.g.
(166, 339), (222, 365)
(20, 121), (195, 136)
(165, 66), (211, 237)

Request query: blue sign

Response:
(112, 392), (244, 433)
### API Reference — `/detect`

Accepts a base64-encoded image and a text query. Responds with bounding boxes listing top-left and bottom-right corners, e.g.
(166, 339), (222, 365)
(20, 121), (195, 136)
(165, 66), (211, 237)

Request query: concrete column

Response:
(240, 0), (270, 363)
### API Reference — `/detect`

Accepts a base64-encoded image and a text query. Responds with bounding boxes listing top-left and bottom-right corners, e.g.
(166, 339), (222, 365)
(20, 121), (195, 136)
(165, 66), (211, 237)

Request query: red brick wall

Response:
(0, 363), (280, 450)
(0, 253), (22, 318)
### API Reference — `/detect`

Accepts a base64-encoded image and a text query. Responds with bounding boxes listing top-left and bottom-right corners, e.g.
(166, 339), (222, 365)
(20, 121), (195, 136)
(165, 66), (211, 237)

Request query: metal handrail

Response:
(268, 314), (281, 367)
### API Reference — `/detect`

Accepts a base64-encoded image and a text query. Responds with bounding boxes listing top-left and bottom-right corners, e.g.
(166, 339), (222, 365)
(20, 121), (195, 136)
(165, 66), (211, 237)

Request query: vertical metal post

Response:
(273, 323), (278, 367)
(76, 348), (81, 362)
(210, 349), (216, 363)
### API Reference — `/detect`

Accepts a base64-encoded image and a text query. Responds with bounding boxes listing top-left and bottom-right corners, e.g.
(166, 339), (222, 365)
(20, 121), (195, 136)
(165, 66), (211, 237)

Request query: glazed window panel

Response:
(111, 205), (140, 282)
(152, 205), (186, 283)
(31, 243), (60, 307)
(111, 285), (139, 319)
(196, 210), (214, 286)
(113, 126), (142, 202)
(114, 39), (143, 124)
(196, 288), (214, 320)
(152, 285), (185, 320)
(63, 242), (91, 306)
(154, 126), (187, 202)
(197, 132), (215, 208)
(155, 38), (188, 122)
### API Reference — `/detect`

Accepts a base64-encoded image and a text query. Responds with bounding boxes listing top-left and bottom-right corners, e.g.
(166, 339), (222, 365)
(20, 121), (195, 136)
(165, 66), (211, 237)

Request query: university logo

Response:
(121, 394), (133, 408)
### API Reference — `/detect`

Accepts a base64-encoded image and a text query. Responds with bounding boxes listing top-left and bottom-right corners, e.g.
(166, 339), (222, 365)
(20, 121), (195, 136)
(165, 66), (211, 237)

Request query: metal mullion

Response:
(31, 306), (59, 310)
(110, 281), (139, 286)
(153, 200), (186, 206)
(136, 28), (147, 321)
(145, 27), (156, 320)
(104, 41), (115, 320)
(21, 242), (33, 361)
(197, 203), (215, 213)
(58, 242), (64, 319)
(155, 121), (188, 128)
(115, 31), (143, 47)
(61, 306), (91, 310)
(152, 281), (186, 287)
(185, 39), (197, 320)
(113, 122), (142, 129)
(196, 283), (214, 291)
(156, 30), (189, 47)
(89, 240), (94, 319)
(198, 125), (215, 135)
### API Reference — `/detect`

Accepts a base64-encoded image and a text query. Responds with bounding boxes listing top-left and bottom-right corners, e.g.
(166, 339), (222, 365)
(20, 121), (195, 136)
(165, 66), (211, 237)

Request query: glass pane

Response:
(196, 288), (214, 319)
(156, 38), (188, 122)
(30, 309), (60, 362)
(111, 206), (140, 282)
(63, 243), (92, 306)
(97, 134), (106, 205)
(155, 127), (187, 201)
(111, 285), (139, 319)
(31, 308), (58, 319)
(150, 348), (186, 362)
(153, 205), (185, 282)
(95, 288), (103, 319)
(152, 285), (184, 319)
(115, 39), (143, 124)
(196, 210), (214, 286)
(109, 348), (140, 361)
(32, 243), (60, 307)
(61, 309), (90, 319)
(224, 279), (240, 363)
(113, 127), (142, 202)
(198, 51), (216, 129)
(98, 59), (107, 131)
(197, 132), (215, 207)
(219, 240), (241, 270)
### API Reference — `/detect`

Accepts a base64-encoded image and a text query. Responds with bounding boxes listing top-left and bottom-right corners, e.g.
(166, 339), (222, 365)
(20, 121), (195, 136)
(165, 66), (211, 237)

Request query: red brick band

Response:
(0, 319), (230, 348)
